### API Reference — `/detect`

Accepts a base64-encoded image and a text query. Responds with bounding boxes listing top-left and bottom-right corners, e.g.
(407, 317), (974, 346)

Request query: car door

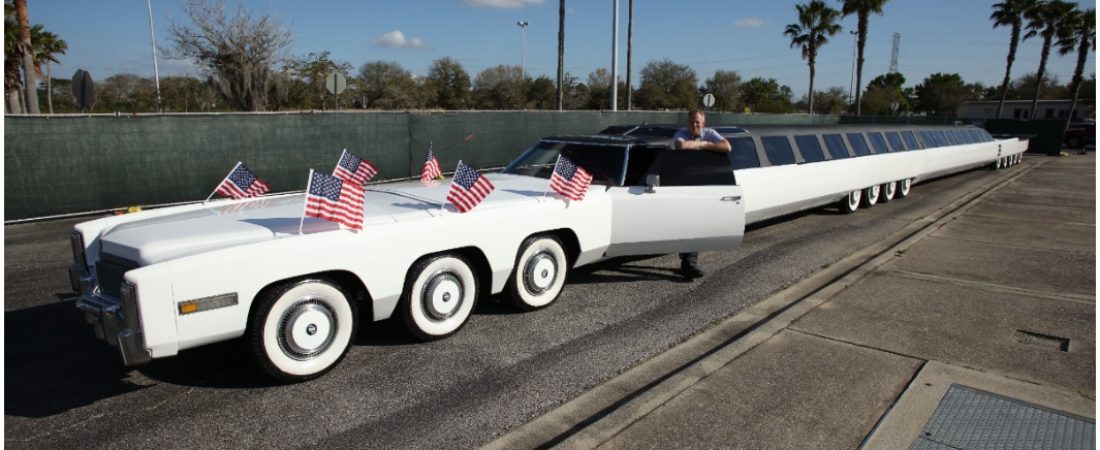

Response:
(605, 148), (745, 257)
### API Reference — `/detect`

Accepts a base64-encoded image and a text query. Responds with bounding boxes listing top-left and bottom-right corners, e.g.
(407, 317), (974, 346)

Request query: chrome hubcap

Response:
(523, 251), (558, 295)
(849, 191), (860, 209)
(422, 272), (464, 321)
(279, 300), (336, 360)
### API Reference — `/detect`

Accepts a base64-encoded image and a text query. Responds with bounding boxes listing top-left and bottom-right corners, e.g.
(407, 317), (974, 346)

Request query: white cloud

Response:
(465, 0), (545, 8)
(373, 30), (429, 49)
(735, 17), (764, 28)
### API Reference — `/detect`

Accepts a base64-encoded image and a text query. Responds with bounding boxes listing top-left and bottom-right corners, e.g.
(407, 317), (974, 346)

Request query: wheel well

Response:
(537, 228), (581, 267)
(249, 271), (373, 326)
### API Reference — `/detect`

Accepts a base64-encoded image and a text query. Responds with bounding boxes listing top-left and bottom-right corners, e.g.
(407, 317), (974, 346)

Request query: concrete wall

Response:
(5, 110), (840, 220)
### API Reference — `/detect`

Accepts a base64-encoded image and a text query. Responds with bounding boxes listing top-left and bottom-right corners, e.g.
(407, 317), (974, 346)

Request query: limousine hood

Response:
(98, 174), (555, 265)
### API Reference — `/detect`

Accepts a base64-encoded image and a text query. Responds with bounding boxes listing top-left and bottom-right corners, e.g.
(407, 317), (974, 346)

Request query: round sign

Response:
(890, 101), (900, 113)
(702, 93), (715, 108)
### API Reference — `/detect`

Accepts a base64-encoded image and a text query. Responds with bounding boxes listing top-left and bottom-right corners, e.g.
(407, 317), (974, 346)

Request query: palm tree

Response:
(841, 0), (888, 116)
(1057, 7), (1095, 128)
(1023, 0), (1074, 118)
(31, 27), (66, 114)
(990, 0), (1038, 119)
(4, 1), (22, 113)
(785, 0), (843, 114)
(14, 0), (38, 113)
(556, 0), (564, 110)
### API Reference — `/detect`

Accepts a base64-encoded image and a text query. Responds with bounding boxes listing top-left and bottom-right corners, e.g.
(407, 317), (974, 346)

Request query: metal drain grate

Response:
(911, 384), (1094, 450)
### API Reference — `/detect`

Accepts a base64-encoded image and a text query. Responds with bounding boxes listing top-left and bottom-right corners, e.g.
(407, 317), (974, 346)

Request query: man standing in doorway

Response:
(672, 110), (731, 280)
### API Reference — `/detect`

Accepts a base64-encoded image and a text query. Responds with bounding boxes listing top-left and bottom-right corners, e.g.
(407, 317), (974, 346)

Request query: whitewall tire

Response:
(896, 179), (912, 198)
(401, 254), (478, 341)
(860, 185), (880, 208)
(839, 190), (861, 214)
(507, 235), (568, 311)
(250, 279), (358, 382)
(880, 182), (896, 203)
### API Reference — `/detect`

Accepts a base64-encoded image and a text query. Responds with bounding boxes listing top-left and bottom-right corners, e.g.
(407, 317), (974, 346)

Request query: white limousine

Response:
(70, 136), (746, 382)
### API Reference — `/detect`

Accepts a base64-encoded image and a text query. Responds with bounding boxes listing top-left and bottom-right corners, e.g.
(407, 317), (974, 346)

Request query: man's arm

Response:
(677, 130), (731, 153)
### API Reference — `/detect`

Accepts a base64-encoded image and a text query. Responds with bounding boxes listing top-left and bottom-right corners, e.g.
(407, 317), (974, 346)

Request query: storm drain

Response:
(1012, 329), (1071, 352)
(911, 384), (1094, 450)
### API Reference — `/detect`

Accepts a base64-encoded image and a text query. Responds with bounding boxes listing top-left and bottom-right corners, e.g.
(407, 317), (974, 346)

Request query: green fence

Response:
(6, 110), (846, 220)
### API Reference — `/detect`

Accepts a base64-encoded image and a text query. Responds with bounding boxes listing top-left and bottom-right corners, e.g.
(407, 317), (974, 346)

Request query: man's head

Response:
(687, 110), (706, 136)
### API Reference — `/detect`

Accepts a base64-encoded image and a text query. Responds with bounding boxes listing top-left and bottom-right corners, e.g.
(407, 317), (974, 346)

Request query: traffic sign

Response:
(325, 72), (347, 95)
(702, 93), (715, 108)
(72, 69), (94, 112)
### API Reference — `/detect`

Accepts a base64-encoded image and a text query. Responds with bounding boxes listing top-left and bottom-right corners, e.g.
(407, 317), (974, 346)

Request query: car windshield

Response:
(502, 140), (626, 186)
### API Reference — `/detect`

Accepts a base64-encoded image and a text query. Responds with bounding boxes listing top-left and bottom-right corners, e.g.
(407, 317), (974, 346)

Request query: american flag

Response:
(549, 155), (593, 201)
(304, 170), (365, 231)
(215, 162), (270, 199)
(446, 161), (495, 213)
(421, 145), (443, 186)
(333, 149), (379, 185)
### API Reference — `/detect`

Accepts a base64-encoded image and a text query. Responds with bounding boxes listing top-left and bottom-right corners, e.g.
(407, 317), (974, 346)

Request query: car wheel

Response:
(860, 185), (880, 208)
(839, 190), (861, 214)
(896, 179), (912, 199)
(880, 182), (896, 203)
(507, 235), (568, 311)
(250, 278), (358, 383)
(401, 254), (478, 341)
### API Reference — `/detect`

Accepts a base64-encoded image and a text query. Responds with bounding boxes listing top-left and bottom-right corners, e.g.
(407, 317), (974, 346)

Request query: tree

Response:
(423, 57), (471, 110)
(1057, 7), (1095, 126)
(31, 26), (65, 114)
(784, 0), (843, 114)
(1011, 72), (1068, 101)
(283, 51), (352, 110)
(4, 1), (20, 112)
(159, 75), (219, 112)
(167, 0), (293, 111)
(358, 61), (416, 110)
(799, 86), (848, 114)
(14, 0), (38, 113)
(1023, 0), (1075, 117)
(634, 59), (698, 110)
(990, 0), (1038, 119)
(528, 76), (557, 109)
(914, 73), (970, 116)
(97, 73), (157, 112)
(861, 72), (908, 115)
(472, 65), (527, 109)
(585, 68), (615, 109)
(703, 70), (742, 112)
(560, 72), (587, 109)
(841, 0), (889, 116)
(740, 77), (794, 113)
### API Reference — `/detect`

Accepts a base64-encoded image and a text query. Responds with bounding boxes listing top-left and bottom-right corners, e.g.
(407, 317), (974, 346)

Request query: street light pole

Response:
(517, 21), (529, 79)
(147, 0), (162, 112)
(610, 0), (618, 111)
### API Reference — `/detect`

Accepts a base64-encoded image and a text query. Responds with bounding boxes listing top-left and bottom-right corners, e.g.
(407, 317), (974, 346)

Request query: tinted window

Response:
(729, 136), (761, 170)
(885, 131), (906, 151)
(761, 136), (797, 166)
(919, 131), (937, 148)
(977, 129), (993, 142)
(944, 130), (960, 145)
(646, 149), (737, 186)
(504, 140), (626, 185)
(823, 134), (850, 159)
(933, 131), (948, 147)
(847, 133), (872, 156)
(867, 132), (890, 153)
(902, 131), (921, 149)
(794, 135), (826, 163)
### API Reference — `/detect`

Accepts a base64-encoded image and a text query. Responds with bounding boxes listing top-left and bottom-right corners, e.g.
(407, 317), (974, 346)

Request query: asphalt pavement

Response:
(483, 152), (1096, 450)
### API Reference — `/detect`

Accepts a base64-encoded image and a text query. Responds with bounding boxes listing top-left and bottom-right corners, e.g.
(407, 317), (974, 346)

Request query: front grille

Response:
(96, 254), (139, 299)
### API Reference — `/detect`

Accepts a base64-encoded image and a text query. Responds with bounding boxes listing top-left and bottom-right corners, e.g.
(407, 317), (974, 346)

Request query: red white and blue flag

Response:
(303, 170), (365, 231)
(333, 149), (378, 186)
(549, 155), (593, 201)
(215, 162), (270, 199)
(421, 144), (443, 186)
(446, 161), (495, 213)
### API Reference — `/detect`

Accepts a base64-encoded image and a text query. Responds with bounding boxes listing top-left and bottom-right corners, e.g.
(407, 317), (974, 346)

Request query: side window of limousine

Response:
(933, 131), (949, 147)
(867, 132), (890, 153)
(794, 135), (826, 163)
(729, 136), (762, 170)
(646, 147), (737, 186)
(918, 131), (937, 148)
(946, 130), (962, 145)
(761, 136), (797, 166)
(847, 133), (872, 156)
(823, 134), (850, 159)
(902, 131), (921, 150)
(885, 131), (906, 151)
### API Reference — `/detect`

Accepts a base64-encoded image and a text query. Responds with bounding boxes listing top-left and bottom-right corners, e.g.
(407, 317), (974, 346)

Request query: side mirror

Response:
(645, 174), (660, 193)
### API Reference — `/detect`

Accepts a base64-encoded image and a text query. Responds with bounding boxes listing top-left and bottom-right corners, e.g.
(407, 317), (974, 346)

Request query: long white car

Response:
(70, 136), (746, 382)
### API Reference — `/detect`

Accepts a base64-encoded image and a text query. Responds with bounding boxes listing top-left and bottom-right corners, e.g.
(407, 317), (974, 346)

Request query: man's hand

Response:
(676, 138), (731, 153)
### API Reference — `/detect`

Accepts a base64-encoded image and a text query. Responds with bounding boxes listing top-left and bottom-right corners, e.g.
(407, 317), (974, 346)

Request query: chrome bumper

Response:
(72, 272), (151, 366)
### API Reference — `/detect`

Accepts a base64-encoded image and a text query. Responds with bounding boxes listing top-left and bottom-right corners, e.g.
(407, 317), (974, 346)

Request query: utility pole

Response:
(610, 0), (618, 111)
(147, 0), (162, 112)
(626, 0), (633, 111)
(557, 0), (564, 110)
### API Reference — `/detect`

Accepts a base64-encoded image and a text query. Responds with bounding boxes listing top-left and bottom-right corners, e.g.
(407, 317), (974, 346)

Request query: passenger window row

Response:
(729, 128), (994, 169)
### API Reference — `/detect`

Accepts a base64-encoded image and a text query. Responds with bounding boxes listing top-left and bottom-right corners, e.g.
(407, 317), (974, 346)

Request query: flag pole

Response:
(334, 148), (347, 174)
(442, 159), (458, 212)
(544, 155), (562, 198)
(205, 161), (241, 206)
(299, 169), (314, 235)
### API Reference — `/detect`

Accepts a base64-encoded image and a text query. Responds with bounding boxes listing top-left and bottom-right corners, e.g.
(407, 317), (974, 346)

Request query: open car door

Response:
(605, 148), (745, 257)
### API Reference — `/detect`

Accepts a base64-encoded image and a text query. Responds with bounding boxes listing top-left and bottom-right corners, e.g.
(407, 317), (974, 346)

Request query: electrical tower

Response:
(890, 32), (900, 73)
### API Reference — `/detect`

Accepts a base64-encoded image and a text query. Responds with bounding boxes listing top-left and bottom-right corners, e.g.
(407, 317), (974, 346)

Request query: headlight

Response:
(70, 232), (87, 270)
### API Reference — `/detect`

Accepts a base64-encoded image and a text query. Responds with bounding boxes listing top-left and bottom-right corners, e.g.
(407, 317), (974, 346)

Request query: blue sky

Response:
(30, 0), (1097, 98)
